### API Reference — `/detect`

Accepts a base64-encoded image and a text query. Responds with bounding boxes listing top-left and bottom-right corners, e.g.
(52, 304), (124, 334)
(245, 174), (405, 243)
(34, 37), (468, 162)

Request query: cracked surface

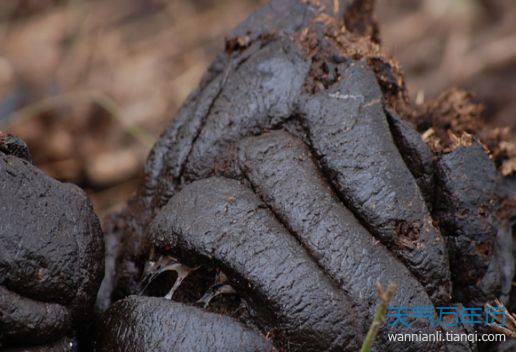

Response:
(298, 62), (450, 304)
(435, 140), (503, 305)
(237, 131), (441, 350)
(1, 0), (513, 351)
(0, 152), (104, 348)
(96, 296), (274, 352)
(150, 177), (359, 351)
(95, 1), (512, 351)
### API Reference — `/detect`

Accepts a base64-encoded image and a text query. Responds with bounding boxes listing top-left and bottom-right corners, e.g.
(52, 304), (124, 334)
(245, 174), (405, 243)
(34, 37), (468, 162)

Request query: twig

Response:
(360, 282), (397, 352)
(484, 299), (516, 339)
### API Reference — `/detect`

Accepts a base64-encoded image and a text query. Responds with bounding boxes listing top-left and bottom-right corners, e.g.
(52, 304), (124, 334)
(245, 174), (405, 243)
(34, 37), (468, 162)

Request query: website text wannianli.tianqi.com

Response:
(387, 331), (506, 343)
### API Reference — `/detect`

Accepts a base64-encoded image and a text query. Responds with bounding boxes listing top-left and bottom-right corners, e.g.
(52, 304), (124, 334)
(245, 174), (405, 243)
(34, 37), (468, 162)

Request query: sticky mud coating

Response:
(237, 131), (443, 351)
(0, 0), (512, 351)
(82, 0), (514, 351)
(386, 110), (435, 208)
(182, 38), (309, 182)
(95, 296), (274, 352)
(110, 0), (340, 300)
(0, 286), (71, 345)
(0, 152), (104, 347)
(298, 62), (451, 304)
(149, 177), (360, 351)
(434, 140), (504, 305)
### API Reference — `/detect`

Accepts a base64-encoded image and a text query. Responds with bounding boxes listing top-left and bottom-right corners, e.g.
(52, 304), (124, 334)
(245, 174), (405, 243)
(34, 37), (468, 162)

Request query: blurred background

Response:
(0, 0), (514, 219)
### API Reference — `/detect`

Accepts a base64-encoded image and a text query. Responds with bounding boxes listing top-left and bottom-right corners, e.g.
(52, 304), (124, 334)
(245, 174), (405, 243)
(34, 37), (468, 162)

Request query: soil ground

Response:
(0, 0), (514, 219)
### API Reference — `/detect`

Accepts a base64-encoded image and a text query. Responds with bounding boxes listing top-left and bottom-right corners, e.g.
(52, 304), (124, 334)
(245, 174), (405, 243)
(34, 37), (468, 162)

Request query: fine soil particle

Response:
(0, 131), (32, 162)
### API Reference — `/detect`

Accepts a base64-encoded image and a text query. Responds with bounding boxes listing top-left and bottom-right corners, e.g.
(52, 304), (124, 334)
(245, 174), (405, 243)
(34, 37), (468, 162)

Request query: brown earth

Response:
(0, 0), (514, 218)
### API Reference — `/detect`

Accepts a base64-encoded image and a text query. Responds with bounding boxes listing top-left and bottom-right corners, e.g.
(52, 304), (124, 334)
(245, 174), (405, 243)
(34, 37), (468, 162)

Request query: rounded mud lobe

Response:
(95, 296), (275, 352)
(434, 140), (507, 305)
(92, 1), (512, 351)
(0, 151), (104, 347)
(148, 177), (361, 351)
